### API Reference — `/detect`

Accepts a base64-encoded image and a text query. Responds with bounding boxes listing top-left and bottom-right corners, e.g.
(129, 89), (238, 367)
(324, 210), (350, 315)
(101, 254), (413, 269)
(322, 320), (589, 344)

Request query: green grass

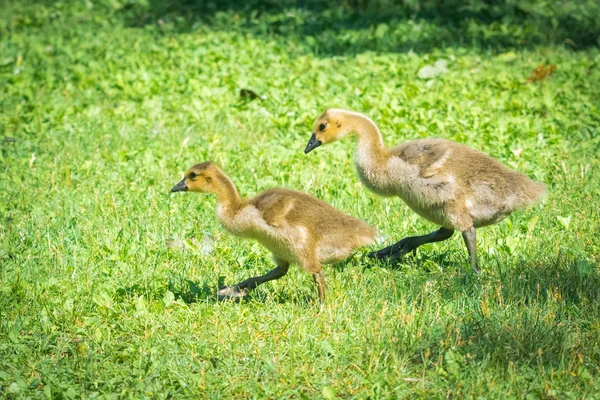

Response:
(1, 0), (600, 398)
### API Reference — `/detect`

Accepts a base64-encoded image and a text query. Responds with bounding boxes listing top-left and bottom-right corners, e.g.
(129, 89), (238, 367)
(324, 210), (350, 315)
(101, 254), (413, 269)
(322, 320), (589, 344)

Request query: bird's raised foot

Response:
(367, 237), (419, 260)
(217, 284), (249, 300)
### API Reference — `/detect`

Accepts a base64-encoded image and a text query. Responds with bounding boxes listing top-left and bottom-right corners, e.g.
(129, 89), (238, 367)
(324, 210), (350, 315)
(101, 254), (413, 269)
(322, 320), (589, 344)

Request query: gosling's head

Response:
(171, 162), (221, 194)
(304, 109), (353, 154)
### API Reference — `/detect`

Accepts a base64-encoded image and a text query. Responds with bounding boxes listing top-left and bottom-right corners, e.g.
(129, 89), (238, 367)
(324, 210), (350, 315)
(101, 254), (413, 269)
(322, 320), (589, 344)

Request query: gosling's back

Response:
(250, 189), (375, 263)
(386, 139), (546, 227)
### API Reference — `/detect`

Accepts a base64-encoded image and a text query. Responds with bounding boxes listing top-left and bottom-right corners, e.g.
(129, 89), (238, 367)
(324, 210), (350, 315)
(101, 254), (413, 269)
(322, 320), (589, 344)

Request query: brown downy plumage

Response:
(304, 109), (546, 272)
(171, 162), (375, 304)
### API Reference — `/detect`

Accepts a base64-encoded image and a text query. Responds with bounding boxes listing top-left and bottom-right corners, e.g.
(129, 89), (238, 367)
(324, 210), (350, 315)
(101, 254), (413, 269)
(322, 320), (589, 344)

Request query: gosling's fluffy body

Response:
(355, 136), (545, 231)
(217, 187), (375, 269)
(171, 162), (375, 302)
(306, 109), (546, 271)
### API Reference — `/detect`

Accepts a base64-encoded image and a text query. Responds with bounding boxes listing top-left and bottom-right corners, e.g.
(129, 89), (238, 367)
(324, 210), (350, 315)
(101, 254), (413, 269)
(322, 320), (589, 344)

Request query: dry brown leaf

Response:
(527, 64), (557, 82)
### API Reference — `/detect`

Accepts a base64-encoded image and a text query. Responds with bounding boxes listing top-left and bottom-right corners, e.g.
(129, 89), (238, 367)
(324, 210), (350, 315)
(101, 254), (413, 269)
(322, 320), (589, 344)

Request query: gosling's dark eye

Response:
(188, 172), (197, 179)
(319, 123), (327, 131)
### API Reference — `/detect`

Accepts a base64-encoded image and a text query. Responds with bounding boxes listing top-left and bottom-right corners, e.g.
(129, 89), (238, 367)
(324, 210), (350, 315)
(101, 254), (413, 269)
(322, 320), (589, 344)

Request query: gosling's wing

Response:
(251, 189), (302, 229)
(251, 189), (362, 236)
(388, 139), (468, 206)
(390, 139), (454, 178)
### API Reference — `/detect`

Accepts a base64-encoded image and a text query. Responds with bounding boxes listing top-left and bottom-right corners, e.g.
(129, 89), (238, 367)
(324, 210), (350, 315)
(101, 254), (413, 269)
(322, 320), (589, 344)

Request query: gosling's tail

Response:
(516, 176), (547, 209)
(354, 221), (377, 248)
(528, 180), (547, 204)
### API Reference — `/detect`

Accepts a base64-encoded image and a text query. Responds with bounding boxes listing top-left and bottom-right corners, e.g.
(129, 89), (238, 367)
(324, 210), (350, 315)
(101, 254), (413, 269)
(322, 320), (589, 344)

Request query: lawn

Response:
(1, 0), (600, 398)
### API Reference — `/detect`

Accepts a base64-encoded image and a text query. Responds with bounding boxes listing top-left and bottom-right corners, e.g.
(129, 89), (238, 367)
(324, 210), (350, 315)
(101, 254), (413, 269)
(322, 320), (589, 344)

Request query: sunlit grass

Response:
(1, 0), (599, 398)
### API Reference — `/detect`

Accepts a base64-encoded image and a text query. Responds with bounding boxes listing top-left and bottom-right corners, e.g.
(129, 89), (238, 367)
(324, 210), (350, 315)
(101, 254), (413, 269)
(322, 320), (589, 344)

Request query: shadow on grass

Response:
(115, 279), (220, 303)
(114, 0), (600, 55)
(15, 0), (595, 54)
(366, 246), (600, 305)
(164, 274), (318, 306)
(494, 255), (600, 305)
(394, 254), (600, 368)
(167, 277), (218, 303)
(362, 248), (459, 271)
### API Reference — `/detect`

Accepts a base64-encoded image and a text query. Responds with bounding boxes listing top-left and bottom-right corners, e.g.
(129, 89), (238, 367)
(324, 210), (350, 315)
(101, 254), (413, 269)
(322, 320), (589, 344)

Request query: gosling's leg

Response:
(368, 227), (454, 260)
(218, 258), (290, 298)
(461, 226), (480, 273)
(313, 269), (326, 307)
(302, 254), (326, 307)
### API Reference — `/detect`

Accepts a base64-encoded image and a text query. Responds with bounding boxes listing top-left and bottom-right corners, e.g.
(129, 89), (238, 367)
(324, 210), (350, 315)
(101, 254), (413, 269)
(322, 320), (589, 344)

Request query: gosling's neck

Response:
(212, 173), (244, 212)
(344, 111), (388, 161)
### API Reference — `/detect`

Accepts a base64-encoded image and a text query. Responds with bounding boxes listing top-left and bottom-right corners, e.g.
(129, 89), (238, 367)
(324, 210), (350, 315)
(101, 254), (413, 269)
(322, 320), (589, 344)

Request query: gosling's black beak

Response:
(304, 133), (322, 154)
(171, 179), (188, 193)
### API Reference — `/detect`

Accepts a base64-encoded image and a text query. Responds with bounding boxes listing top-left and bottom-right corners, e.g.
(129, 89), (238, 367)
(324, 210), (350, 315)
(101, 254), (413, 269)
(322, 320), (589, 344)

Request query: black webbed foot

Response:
(367, 237), (421, 260)
(367, 227), (454, 262)
(217, 284), (249, 299)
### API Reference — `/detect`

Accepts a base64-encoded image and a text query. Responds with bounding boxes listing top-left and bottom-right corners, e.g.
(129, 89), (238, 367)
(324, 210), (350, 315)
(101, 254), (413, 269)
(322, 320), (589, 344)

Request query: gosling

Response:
(304, 109), (546, 272)
(170, 162), (375, 304)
